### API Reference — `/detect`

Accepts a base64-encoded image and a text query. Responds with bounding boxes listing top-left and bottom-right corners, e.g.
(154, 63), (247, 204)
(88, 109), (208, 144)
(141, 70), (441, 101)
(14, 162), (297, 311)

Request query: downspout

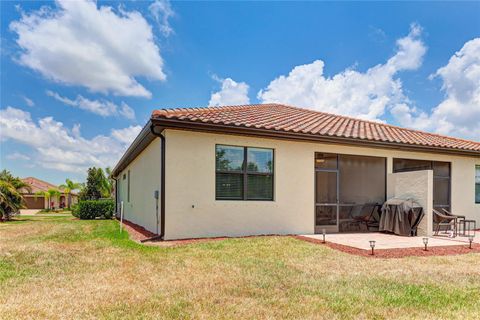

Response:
(141, 124), (165, 242)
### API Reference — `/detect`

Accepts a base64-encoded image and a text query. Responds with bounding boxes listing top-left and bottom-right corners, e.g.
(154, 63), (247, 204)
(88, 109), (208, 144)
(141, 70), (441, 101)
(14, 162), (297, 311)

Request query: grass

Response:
(36, 209), (72, 214)
(1, 215), (480, 319)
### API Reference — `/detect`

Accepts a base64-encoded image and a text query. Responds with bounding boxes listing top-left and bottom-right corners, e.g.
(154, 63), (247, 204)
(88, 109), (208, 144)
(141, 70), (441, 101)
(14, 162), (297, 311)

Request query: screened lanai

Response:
(315, 153), (386, 233)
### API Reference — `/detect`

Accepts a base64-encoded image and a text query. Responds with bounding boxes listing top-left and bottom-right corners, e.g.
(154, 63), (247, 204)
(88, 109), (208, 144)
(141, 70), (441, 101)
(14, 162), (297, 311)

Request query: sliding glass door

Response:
(315, 170), (338, 233)
(315, 153), (386, 233)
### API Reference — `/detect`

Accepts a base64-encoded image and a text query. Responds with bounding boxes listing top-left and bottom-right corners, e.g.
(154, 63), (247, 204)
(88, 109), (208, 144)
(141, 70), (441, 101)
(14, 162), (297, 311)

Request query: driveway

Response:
(19, 209), (41, 215)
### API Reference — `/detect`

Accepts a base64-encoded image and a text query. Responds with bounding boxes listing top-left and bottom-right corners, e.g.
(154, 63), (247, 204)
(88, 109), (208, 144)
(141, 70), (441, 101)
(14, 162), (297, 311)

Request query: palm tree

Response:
(103, 167), (114, 198)
(0, 181), (24, 221)
(35, 189), (61, 210)
(47, 189), (61, 210)
(35, 191), (50, 210)
(0, 170), (31, 192)
(59, 179), (82, 208)
(0, 170), (30, 221)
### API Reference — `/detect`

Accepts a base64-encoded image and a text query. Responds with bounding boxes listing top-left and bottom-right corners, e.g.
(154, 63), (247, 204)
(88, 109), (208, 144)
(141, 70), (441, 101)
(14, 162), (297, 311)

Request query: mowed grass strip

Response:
(1, 215), (479, 319)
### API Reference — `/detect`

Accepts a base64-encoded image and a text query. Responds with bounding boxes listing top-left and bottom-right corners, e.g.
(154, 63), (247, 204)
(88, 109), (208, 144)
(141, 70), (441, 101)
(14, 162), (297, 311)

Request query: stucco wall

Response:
(117, 138), (162, 234)
(163, 129), (480, 240)
(24, 194), (75, 209)
(387, 170), (433, 236)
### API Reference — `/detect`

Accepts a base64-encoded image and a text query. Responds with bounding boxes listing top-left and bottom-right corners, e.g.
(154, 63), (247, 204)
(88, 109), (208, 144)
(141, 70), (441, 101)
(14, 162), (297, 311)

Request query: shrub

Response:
(76, 199), (114, 220)
(71, 204), (79, 218)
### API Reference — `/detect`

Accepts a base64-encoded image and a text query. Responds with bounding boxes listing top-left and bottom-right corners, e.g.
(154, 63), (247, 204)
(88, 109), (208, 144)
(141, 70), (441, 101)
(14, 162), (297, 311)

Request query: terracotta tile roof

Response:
(21, 177), (58, 193)
(20, 177), (77, 195)
(151, 104), (480, 153)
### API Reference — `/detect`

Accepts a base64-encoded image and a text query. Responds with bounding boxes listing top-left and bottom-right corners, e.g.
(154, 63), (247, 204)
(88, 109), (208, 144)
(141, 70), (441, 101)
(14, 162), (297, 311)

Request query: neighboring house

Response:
(112, 104), (480, 240)
(20, 177), (78, 209)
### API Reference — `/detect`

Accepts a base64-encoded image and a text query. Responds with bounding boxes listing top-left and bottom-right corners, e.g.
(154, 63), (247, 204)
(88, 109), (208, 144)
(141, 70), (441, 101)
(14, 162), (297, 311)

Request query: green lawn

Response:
(1, 215), (480, 319)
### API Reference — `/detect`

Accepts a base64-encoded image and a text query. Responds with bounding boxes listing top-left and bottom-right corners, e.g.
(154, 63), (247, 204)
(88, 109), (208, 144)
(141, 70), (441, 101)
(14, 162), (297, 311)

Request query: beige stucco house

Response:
(21, 177), (78, 210)
(112, 104), (480, 240)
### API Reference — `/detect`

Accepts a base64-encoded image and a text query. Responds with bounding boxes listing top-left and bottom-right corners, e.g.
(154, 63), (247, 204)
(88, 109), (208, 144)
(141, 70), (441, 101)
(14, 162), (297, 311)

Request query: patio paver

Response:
(300, 232), (477, 250)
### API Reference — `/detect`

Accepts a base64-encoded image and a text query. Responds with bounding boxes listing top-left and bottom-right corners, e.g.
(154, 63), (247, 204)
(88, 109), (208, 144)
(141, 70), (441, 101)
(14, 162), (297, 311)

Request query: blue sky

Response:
(1, 1), (479, 185)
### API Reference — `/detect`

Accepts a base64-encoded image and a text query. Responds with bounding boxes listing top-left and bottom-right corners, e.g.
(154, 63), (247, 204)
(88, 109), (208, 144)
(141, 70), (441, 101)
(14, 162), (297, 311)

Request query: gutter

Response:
(140, 124), (166, 242)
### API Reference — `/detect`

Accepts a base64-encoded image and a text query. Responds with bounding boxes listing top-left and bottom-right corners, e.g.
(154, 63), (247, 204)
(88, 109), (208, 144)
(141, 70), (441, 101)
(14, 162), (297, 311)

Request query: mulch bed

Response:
(295, 235), (480, 258)
(119, 218), (234, 245)
(119, 219), (480, 257)
(118, 218), (156, 241)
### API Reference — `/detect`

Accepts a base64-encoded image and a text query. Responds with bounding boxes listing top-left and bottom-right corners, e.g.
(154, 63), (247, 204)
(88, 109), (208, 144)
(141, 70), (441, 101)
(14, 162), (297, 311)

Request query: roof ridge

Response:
(22, 177), (58, 189)
(152, 104), (278, 117)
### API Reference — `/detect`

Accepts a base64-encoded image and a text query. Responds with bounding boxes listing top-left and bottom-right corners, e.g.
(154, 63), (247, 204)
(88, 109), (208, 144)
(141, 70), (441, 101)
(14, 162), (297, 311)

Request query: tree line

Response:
(0, 167), (114, 221)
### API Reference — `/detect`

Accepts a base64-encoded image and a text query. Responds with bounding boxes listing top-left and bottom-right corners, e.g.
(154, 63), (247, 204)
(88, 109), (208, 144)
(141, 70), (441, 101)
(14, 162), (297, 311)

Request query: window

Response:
(393, 158), (451, 212)
(315, 153), (338, 170)
(392, 158), (431, 172)
(215, 145), (274, 200)
(476, 165), (480, 204)
(127, 170), (130, 202)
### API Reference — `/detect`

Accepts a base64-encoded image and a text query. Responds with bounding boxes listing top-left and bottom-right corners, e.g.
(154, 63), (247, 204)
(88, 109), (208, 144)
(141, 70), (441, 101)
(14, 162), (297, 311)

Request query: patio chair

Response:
(441, 208), (465, 221)
(442, 208), (476, 236)
(433, 209), (457, 237)
(352, 203), (381, 231)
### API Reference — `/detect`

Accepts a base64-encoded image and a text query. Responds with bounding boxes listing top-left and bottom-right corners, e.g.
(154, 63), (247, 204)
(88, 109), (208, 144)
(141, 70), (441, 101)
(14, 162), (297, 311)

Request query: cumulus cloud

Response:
(149, 0), (174, 37)
(209, 76), (250, 106)
(0, 106), (141, 173)
(111, 126), (144, 145)
(6, 152), (31, 161)
(258, 24), (426, 121)
(46, 90), (135, 120)
(10, 0), (166, 98)
(392, 38), (480, 140)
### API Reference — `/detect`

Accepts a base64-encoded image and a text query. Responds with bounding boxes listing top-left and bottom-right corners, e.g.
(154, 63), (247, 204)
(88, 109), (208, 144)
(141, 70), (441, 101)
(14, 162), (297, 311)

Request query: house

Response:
(111, 104), (480, 240)
(21, 177), (78, 210)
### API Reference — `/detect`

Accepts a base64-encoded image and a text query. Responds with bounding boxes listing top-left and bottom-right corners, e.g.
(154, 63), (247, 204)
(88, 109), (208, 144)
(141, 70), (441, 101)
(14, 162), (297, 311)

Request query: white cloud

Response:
(209, 76), (250, 106)
(149, 0), (174, 37)
(0, 106), (141, 173)
(258, 24), (427, 121)
(393, 38), (480, 140)
(46, 90), (135, 120)
(111, 126), (143, 145)
(22, 96), (34, 107)
(10, 0), (165, 98)
(119, 102), (136, 120)
(6, 152), (31, 161)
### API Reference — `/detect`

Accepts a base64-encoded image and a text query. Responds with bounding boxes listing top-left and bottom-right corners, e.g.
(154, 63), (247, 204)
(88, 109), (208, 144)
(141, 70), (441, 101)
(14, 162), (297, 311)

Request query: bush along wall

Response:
(76, 199), (114, 220)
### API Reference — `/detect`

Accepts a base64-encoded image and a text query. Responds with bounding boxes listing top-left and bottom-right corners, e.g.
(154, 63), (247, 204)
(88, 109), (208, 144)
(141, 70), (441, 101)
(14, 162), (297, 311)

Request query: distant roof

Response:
(152, 103), (480, 153)
(20, 177), (77, 195)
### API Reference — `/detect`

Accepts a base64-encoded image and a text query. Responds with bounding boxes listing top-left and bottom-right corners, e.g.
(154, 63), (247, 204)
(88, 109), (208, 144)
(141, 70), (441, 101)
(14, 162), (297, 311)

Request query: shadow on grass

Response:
(1, 218), (34, 224)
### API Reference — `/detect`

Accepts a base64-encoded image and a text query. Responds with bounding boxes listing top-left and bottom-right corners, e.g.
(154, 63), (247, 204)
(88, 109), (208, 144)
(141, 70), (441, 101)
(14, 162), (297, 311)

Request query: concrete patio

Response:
(301, 232), (478, 250)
